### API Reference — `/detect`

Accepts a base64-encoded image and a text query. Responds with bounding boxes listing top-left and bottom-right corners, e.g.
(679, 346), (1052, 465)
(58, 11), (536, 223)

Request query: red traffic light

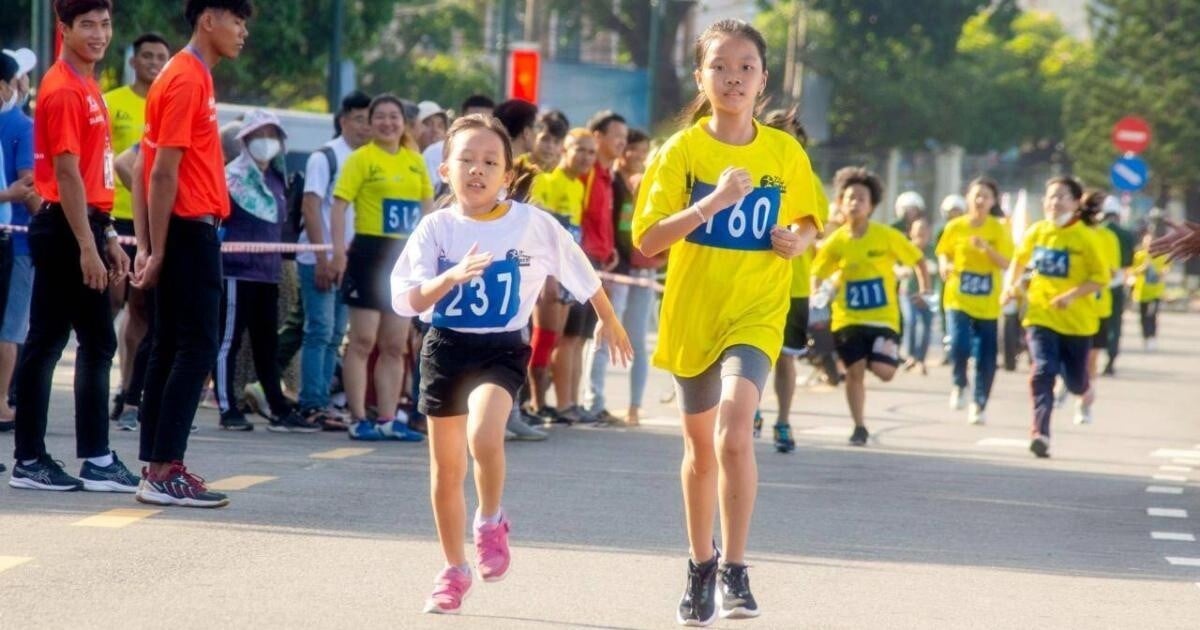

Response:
(508, 48), (540, 104)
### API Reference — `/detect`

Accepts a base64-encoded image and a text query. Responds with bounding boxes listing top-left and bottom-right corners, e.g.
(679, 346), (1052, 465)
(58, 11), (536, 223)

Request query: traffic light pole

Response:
(497, 0), (513, 100)
(327, 0), (345, 112)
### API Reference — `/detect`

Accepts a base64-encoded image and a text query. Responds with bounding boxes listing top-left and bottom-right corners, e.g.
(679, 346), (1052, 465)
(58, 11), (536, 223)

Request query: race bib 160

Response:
(685, 182), (780, 251)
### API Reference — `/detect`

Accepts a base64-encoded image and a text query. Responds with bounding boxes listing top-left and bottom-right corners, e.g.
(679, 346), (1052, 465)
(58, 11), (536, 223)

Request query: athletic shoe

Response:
(1102, 364), (1115, 377)
(190, 423), (199, 433)
(268, 409), (321, 434)
(519, 408), (543, 428)
(506, 414), (548, 441)
(136, 463), (229, 508)
(422, 565), (472, 614)
(242, 382), (270, 418)
(558, 405), (585, 425)
(1030, 435), (1050, 458)
(116, 407), (139, 431)
(219, 410), (254, 432)
(676, 551), (720, 627)
(378, 419), (425, 442)
(1147, 338), (1158, 352)
(968, 403), (986, 425)
(949, 387), (966, 410)
(109, 390), (125, 422)
(752, 410), (763, 438)
(718, 563), (760, 619)
(474, 512), (512, 582)
(504, 429), (517, 441)
(199, 388), (219, 409)
(773, 424), (795, 453)
(0, 462), (5, 473)
(588, 408), (620, 426)
(9, 455), (83, 491)
(536, 406), (563, 426)
(849, 426), (869, 447)
(0, 418), (13, 433)
(1073, 400), (1093, 425)
(79, 452), (140, 493)
(349, 419), (384, 441)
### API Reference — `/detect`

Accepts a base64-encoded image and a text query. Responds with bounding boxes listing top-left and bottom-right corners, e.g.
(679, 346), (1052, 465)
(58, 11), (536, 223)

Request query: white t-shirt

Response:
(422, 140), (444, 187)
(392, 201), (601, 334)
(298, 136), (356, 265)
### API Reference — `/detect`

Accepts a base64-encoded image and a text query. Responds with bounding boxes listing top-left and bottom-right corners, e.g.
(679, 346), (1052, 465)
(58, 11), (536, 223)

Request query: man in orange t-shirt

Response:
(9, 0), (139, 493)
(130, 0), (253, 509)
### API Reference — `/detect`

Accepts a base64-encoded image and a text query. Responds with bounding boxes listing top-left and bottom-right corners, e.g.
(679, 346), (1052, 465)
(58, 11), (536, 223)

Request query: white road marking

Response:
(1153, 474), (1188, 483)
(310, 448), (375, 460)
(1160, 465), (1193, 473)
(1148, 508), (1189, 518)
(1151, 449), (1200, 459)
(975, 438), (1029, 448)
(1172, 458), (1200, 466)
(1165, 557), (1200, 567)
(1147, 486), (1185, 495)
(1152, 532), (1196, 542)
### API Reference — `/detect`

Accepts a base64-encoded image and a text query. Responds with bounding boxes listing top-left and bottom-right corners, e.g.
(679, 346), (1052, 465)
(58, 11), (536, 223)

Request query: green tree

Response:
(1063, 0), (1200, 215)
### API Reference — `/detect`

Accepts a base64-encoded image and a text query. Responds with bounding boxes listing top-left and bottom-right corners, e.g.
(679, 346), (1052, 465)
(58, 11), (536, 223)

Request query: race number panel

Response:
(959, 272), (994, 297)
(846, 278), (887, 310)
(433, 255), (523, 328)
(1032, 247), (1070, 279)
(685, 182), (780, 251)
(383, 198), (422, 236)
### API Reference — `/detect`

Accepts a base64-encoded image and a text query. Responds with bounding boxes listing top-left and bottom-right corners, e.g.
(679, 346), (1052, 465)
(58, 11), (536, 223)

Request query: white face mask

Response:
(1053, 211), (1074, 228)
(0, 85), (17, 114)
(247, 137), (282, 163)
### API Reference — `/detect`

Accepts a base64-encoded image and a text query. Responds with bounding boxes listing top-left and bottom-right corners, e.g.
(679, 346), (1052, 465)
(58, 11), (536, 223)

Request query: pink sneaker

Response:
(474, 512), (512, 582)
(422, 566), (472, 614)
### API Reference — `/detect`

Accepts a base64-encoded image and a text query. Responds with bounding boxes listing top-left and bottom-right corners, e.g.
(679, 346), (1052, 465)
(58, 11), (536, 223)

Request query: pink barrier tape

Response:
(0, 223), (666, 290)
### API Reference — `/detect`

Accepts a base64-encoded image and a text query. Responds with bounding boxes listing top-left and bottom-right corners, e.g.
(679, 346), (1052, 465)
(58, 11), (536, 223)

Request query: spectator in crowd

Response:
(423, 94), (494, 190)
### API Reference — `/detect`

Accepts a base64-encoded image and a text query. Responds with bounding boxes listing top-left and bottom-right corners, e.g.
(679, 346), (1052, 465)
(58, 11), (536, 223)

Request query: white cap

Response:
(939, 194), (967, 217)
(2, 48), (36, 79)
(417, 100), (447, 125)
(1101, 195), (1122, 216)
(894, 191), (926, 218)
(235, 108), (288, 141)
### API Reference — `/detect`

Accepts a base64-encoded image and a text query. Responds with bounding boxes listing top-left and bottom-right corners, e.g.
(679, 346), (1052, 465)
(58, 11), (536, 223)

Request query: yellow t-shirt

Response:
(537, 167), (585, 241)
(812, 221), (924, 333)
(1090, 225), (1121, 318)
(935, 215), (1014, 320)
(1013, 219), (1109, 336)
(104, 86), (146, 221)
(632, 117), (821, 377)
(789, 171), (830, 298)
(333, 142), (433, 239)
(526, 171), (552, 209)
(1132, 250), (1168, 303)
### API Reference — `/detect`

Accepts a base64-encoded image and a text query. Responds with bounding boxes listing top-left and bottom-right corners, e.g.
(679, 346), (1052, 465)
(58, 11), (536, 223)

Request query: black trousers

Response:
(13, 208), (116, 461)
(1106, 286), (1126, 367)
(1139, 300), (1159, 339)
(139, 217), (221, 463)
(123, 288), (156, 407)
(214, 278), (291, 418)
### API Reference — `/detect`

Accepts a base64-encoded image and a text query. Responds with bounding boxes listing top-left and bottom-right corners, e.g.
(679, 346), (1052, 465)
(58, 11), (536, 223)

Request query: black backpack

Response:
(284, 146), (338, 252)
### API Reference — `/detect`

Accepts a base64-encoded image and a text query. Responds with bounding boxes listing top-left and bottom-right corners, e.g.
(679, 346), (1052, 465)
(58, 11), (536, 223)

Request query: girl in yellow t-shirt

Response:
(935, 177), (1013, 425)
(631, 19), (820, 624)
(811, 167), (929, 447)
(1131, 231), (1168, 350)
(329, 94), (434, 441)
(1002, 177), (1107, 458)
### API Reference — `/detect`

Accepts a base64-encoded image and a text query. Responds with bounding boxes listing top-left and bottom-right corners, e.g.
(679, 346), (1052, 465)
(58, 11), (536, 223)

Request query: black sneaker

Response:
(268, 409), (321, 433)
(773, 423), (796, 453)
(849, 425), (869, 446)
(718, 563), (760, 619)
(219, 410), (254, 432)
(9, 455), (83, 491)
(676, 551), (720, 627)
(79, 452), (141, 493)
(1030, 435), (1050, 458)
(136, 463), (229, 508)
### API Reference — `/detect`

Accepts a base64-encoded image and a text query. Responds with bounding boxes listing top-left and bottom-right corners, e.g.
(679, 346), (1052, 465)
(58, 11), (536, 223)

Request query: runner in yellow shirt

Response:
(935, 177), (1013, 425)
(103, 33), (170, 431)
(631, 20), (820, 624)
(1002, 177), (1107, 458)
(812, 167), (929, 447)
(1131, 231), (1168, 351)
(329, 94), (434, 442)
(1073, 191), (1121, 425)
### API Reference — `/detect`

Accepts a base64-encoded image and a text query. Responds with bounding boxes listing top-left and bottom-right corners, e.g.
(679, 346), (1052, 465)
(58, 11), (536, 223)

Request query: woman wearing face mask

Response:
(1002, 177), (1107, 459)
(213, 109), (320, 434)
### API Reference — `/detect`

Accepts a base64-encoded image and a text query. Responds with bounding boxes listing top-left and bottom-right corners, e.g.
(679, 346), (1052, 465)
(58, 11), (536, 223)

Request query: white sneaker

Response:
(968, 403), (986, 425)
(1147, 339), (1158, 352)
(1053, 382), (1068, 409)
(949, 387), (966, 410)
(1073, 400), (1093, 425)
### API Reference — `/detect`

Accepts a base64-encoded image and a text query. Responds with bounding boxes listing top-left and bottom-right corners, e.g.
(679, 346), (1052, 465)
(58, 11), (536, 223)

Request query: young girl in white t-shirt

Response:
(391, 114), (633, 615)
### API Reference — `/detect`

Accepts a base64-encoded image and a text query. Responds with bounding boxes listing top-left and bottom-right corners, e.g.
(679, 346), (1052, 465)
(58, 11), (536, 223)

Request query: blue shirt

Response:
(0, 108), (35, 255)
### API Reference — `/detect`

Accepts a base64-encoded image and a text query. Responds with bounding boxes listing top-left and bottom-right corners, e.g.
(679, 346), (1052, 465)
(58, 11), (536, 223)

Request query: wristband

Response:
(104, 226), (119, 241)
(692, 204), (707, 226)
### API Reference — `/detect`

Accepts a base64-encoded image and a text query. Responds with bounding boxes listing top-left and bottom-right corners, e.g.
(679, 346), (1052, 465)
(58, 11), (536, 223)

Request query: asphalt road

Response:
(2, 310), (1199, 629)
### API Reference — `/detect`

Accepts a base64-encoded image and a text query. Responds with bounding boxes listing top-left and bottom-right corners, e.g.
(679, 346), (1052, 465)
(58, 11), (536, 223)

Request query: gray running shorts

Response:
(672, 345), (771, 415)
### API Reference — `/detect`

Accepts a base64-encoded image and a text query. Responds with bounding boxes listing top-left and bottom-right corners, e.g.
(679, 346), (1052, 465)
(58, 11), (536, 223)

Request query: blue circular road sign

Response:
(1110, 155), (1149, 192)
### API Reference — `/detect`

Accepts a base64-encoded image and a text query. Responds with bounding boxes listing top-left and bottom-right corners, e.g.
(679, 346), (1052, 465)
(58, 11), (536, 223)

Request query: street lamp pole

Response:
(647, 0), (663, 126)
(327, 0), (346, 112)
(497, 0), (513, 99)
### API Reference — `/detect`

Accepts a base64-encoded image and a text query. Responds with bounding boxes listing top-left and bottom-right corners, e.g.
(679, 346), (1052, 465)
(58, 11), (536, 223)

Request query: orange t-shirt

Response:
(142, 49), (230, 220)
(33, 60), (115, 210)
